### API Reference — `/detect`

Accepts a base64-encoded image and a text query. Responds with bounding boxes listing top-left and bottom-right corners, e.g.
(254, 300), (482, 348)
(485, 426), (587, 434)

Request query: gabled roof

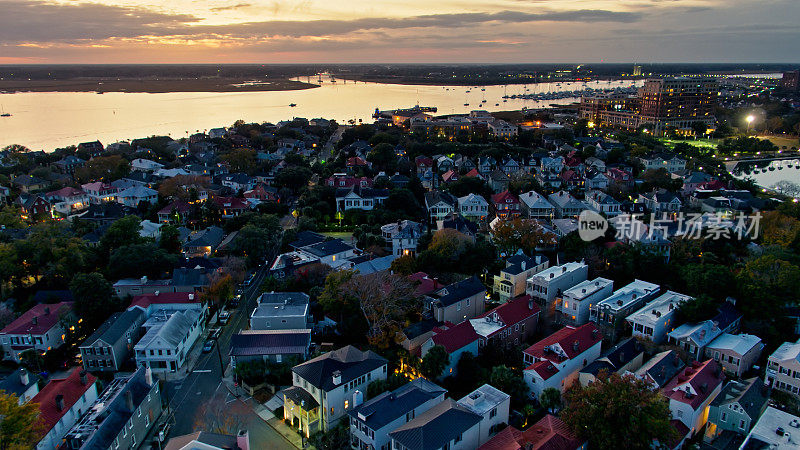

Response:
(581, 337), (642, 376)
(491, 190), (519, 205)
(430, 321), (480, 353)
(388, 398), (482, 450)
(80, 308), (144, 348)
(0, 368), (40, 398)
(229, 330), (311, 356)
(349, 378), (446, 431)
(523, 323), (602, 365)
(135, 309), (201, 349)
(635, 350), (686, 387)
(129, 291), (199, 310)
(292, 345), (387, 391)
(424, 191), (458, 208)
(710, 378), (768, 421)
(661, 359), (724, 408)
(431, 276), (485, 307)
(32, 368), (96, 433)
(0, 302), (73, 335)
(475, 295), (540, 338)
(706, 333), (762, 356)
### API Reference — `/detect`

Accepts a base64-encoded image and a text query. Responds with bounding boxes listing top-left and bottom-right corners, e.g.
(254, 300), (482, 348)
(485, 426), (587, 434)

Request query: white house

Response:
(590, 279), (660, 330)
(556, 277), (614, 326)
(33, 369), (99, 450)
(458, 193), (490, 221)
(250, 292), (310, 330)
(0, 302), (73, 363)
(457, 384), (510, 446)
(424, 191), (458, 222)
(547, 191), (589, 218)
(626, 291), (691, 343)
(526, 262), (588, 314)
(585, 190), (622, 217)
(389, 399), (483, 450)
(522, 323), (603, 399)
(518, 190), (555, 221)
(661, 359), (724, 437)
(134, 307), (204, 373)
(493, 253), (549, 302)
(116, 186), (158, 207)
(381, 220), (425, 257)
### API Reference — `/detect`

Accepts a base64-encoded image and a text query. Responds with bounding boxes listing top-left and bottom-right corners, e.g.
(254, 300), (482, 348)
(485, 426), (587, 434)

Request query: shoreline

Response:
(0, 78), (319, 94)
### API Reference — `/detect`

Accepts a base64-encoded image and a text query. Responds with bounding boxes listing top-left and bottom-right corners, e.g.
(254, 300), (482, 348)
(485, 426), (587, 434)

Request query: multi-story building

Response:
(556, 277), (614, 326)
(80, 308), (146, 372)
(134, 307), (204, 374)
(782, 70), (800, 92)
(335, 186), (390, 212)
(626, 291), (691, 343)
(662, 359), (724, 437)
(632, 350), (686, 389)
(492, 253), (549, 302)
(639, 153), (687, 174)
(0, 368), (40, 404)
(526, 262), (588, 318)
(420, 321), (480, 378)
(348, 378), (447, 450)
(578, 337), (645, 386)
(229, 329), (312, 366)
(740, 407), (800, 449)
(491, 191), (521, 220)
(766, 338), (800, 398)
(457, 384), (510, 445)
(425, 276), (486, 324)
(704, 378), (769, 446)
(590, 279), (660, 338)
(389, 399), (483, 450)
(668, 301), (742, 360)
(458, 193), (490, 221)
(547, 191), (589, 219)
(424, 191), (458, 222)
(64, 367), (162, 450)
(518, 190), (555, 221)
(705, 333), (764, 378)
(33, 369), (100, 450)
(585, 191), (622, 217)
(250, 292), (310, 330)
(284, 346), (388, 436)
(381, 220), (426, 257)
(522, 323), (603, 399)
(470, 295), (540, 348)
(0, 302), (74, 363)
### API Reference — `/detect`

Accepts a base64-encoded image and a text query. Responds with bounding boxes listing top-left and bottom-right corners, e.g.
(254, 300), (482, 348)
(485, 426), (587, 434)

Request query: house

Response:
(131, 158), (164, 172)
(0, 302), (74, 363)
(626, 291), (692, 343)
(425, 191), (458, 222)
(81, 182), (118, 203)
(638, 189), (682, 214)
(389, 399), (483, 450)
(183, 226), (225, 257)
(458, 384), (511, 445)
(157, 200), (193, 224)
(661, 359), (724, 437)
(590, 279), (660, 338)
(478, 414), (585, 450)
(488, 170), (511, 193)
(458, 193), (490, 221)
(78, 140), (105, 157)
(470, 295), (540, 348)
(113, 276), (173, 297)
(547, 191), (589, 219)
(165, 431), (251, 450)
(33, 369), (99, 450)
(381, 220), (425, 257)
(740, 407), (800, 449)
(52, 155), (86, 175)
(667, 301), (742, 360)
(0, 185), (9, 204)
(584, 170), (609, 190)
(632, 350), (686, 389)
(211, 196), (250, 218)
(79, 308), (146, 372)
(425, 276), (486, 324)
(606, 167), (634, 187)
(522, 323), (603, 399)
(229, 329), (311, 366)
(116, 185), (158, 207)
(221, 172), (256, 192)
(705, 333), (764, 378)
(250, 292), (310, 330)
(13, 175), (47, 193)
(493, 253), (549, 302)
(442, 169), (460, 184)
(477, 156), (496, 175)
(0, 368), (40, 404)
(526, 262), (588, 315)
(519, 191), (555, 221)
(703, 378), (769, 447)
(420, 321), (480, 378)
(348, 378), (447, 450)
(491, 191), (521, 220)
(681, 171), (719, 195)
(335, 186), (390, 212)
(16, 193), (51, 220)
(639, 153), (686, 173)
(134, 307), (204, 373)
(326, 173), (373, 189)
(766, 338), (800, 398)
(297, 239), (357, 268)
(283, 345), (388, 436)
(585, 190), (621, 217)
(578, 337), (645, 386)
(63, 367), (162, 450)
(244, 183), (279, 204)
(536, 169), (563, 190)
(556, 277), (614, 326)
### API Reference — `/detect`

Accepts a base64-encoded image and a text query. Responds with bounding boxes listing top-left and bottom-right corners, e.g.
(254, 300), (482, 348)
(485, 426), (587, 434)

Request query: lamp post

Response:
(746, 115), (755, 134)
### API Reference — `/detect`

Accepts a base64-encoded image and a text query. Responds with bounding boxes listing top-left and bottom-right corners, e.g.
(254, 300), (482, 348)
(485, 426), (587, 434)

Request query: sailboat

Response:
(0, 105), (10, 117)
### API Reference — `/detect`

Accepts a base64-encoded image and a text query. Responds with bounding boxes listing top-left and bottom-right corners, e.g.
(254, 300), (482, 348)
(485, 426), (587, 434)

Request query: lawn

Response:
(757, 135), (800, 150)
(659, 137), (720, 149)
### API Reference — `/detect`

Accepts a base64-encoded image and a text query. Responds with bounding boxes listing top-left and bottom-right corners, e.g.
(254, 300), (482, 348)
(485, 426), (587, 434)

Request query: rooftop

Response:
(707, 333), (763, 356)
(626, 291), (691, 325)
(661, 359), (724, 408)
(524, 323), (602, 365)
(389, 398), (482, 450)
(562, 277), (613, 301)
(0, 301), (73, 336)
(31, 368), (97, 433)
(229, 330), (311, 357)
(595, 279), (660, 313)
(292, 345), (387, 391)
(457, 384), (510, 416)
(528, 262), (587, 284)
(349, 378), (446, 431)
(742, 407), (800, 449)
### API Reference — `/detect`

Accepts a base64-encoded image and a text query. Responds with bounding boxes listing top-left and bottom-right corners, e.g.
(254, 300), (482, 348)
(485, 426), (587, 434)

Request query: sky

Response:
(1, 0), (799, 64)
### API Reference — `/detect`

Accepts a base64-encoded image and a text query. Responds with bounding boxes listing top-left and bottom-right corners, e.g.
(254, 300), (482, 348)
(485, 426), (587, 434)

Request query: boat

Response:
(464, 103), (469, 106)
(289, 103), (297, 107)
(0, 113), (10, 117)
(495, 103), (500, 106)
(481, 88), (486, 91)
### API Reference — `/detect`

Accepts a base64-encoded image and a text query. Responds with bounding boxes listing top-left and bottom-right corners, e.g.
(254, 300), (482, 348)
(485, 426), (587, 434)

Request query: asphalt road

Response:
(161, 265), (290, 446)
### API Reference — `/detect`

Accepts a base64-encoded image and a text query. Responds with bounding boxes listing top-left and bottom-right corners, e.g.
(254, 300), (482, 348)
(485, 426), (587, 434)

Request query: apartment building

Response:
(626, 291), (692, 343)
(526, 262), (588, 316)
(556, 277), (614, 326)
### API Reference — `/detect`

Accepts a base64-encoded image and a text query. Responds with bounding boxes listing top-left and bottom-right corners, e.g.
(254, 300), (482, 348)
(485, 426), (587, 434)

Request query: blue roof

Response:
(349, 378), (446, 430)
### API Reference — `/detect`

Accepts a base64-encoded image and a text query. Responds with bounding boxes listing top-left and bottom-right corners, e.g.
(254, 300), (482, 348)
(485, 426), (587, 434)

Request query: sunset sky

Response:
(2, 0), (799, 64)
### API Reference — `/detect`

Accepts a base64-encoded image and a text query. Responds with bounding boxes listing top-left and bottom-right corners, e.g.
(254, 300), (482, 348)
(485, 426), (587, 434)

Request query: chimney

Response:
(573, 340), (580, 352)
(19, 369), (29, 386)
(44, 307), (50, 315)
(141, 276), (148, 284)
(55, 394), (65, 411)
(31, 316), (38, 325)
(188, 294), (194, 301)
(154, 291), (160, 296)
(144, 366), (153, 386)
(521, 261), (526, 271)
(125, 390), (134, 412)
(528, 299), (535, 310)
(237, 430), (250, 450)
(332, 370), (342, 386)
(80, 370), (88, 386)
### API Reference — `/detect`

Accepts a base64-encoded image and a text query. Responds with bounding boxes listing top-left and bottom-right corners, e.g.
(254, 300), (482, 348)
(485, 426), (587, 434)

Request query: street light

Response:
(746, 115), (755, 134)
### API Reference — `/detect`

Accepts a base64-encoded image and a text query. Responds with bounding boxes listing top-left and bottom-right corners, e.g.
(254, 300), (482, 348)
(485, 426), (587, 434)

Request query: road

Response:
(160, 265), (291, 447)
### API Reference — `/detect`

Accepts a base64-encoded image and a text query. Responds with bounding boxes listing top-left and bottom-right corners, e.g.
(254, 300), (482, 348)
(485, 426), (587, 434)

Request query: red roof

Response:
(31, 368), (96, 433)
(491, 190), (519, 205)
(0, 302), (73, 335)
(661, 359), (724, 409)
(442, 170), (459, 183)
(479, 415), (583, 450)
(464, 168), (481, 178)
(700, 180), (726, 190)
(415, 156), (433, 167)
(45, 187), (85, 198)
(529, 359), (561, 380)
(346, 157), (369, 166)
(478, 295), (540, 338)
(523, 323), (602, 365)
(409, 272), (442, 296)
(430, 321), (479, 353)
(211, 196), (249, 210)
(129, 292), (199, 309)
(158, 200), (192, 215)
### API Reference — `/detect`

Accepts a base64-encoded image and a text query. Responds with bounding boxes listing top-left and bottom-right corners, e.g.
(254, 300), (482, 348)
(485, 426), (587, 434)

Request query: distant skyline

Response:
(2, 0), (799, 64)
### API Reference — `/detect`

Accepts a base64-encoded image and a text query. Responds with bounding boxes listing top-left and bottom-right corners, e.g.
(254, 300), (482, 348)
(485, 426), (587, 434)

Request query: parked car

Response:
(208, 328), (222, 340)
(219, 311), (230, 324)
(202, 340), (215, 353)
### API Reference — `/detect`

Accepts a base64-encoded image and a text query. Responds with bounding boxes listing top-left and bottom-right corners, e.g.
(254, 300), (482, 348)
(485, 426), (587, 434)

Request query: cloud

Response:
(209, 3), (253, 12)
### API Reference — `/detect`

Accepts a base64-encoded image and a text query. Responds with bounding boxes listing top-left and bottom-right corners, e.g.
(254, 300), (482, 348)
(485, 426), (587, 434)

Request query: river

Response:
(0, 78), (641, 151)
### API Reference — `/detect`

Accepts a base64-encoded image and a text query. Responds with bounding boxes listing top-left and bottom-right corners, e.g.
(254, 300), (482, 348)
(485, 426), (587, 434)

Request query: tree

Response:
(539, 387), (562, 413)
(201, 274), (235, 309)
(390, 254), (417, 275)
(100, 216), (144, 256)
(691, 121), (708, 137)
(70, 272), (118, 327)
(491, 218), (558, 256)
(230, 219), (281, 268)
(158, 224), (182, 253)
(158, 175), (210, 200)
(275, 166), (313, 192)
(220, 148), (256, 173)
(310, 423), (350, 450)
(420, 345), (449, 379)
(489, 366), (529, 407)
(74, 155), (130, 183)
(0, 391), (43, 449)
(108, 243), (179, 280)
(561, 372), (675, 450)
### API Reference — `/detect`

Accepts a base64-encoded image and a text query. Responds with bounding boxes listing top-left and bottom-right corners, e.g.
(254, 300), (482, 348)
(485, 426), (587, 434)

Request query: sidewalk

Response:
(221, 371), (305, 449)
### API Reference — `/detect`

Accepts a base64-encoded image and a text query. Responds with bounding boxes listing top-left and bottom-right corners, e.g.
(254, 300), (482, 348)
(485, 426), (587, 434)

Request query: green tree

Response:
(158, 224), (182, 253)
(420, 345), (449, 379)
(107, 243), (178, 280)
(100, 216), (144, 256)
(561, 371), (675, 450)
(70, 272), (118, 327)
(539, 387), (562, 413)
(310, 423), (350, 450)
(0, 390), (43, 449)
(489, 366), (529, 407)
